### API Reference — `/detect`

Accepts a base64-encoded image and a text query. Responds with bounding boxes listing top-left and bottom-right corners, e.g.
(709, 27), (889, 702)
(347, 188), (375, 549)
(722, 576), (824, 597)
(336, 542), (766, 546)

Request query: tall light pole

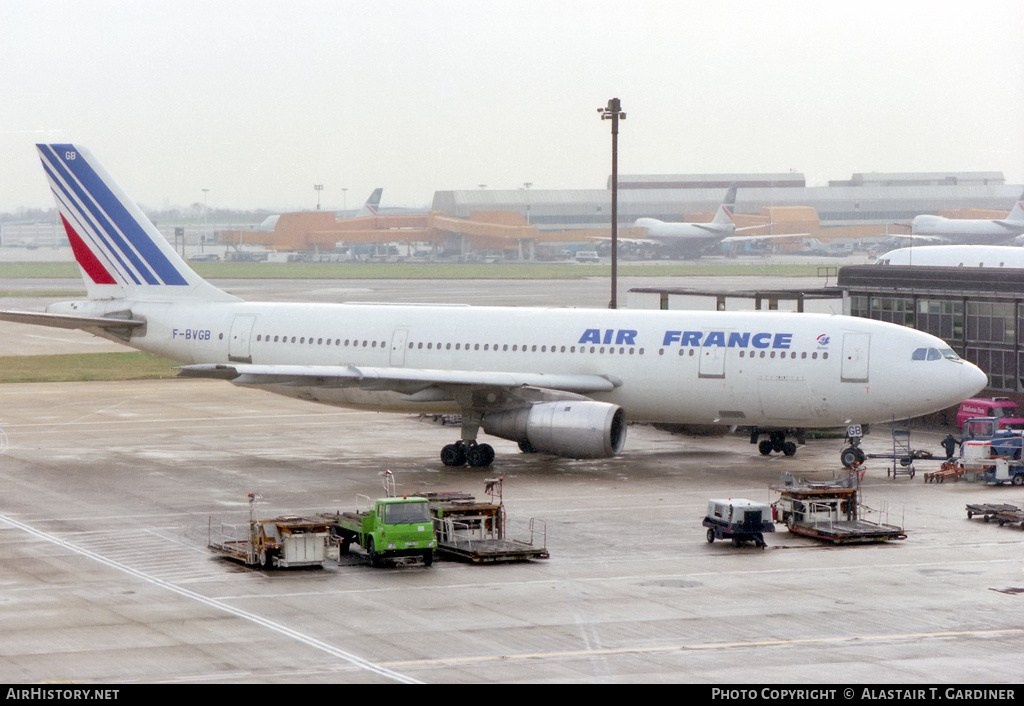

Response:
(314, 184), (324, 210)
(598, 98), (625, 308)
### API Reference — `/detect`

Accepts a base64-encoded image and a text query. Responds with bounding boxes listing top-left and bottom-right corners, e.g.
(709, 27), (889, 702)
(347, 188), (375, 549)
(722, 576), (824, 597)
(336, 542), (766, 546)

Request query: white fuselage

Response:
(876, 245), (1024, 268)
(632, 218), (732, 255)
(910, 215), (1024, 242)
(76, 299), (985, 428)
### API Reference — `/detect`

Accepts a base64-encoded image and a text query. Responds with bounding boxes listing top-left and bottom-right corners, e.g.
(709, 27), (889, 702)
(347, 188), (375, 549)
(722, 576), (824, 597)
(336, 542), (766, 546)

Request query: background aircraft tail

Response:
(1005, 189), (1024, 225)
(36, 144), (237, 303)
(357, 187), (383, 217)
(711, 183), (738, 227)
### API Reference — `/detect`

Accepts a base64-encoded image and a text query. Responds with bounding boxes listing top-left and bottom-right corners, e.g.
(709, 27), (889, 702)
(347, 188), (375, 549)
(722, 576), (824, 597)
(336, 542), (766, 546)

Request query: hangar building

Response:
(432, 171), (1020, 231)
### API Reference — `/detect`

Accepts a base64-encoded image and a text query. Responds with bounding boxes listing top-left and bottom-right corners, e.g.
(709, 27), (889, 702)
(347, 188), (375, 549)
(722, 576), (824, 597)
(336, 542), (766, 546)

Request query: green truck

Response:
(326, 496), (437, 567)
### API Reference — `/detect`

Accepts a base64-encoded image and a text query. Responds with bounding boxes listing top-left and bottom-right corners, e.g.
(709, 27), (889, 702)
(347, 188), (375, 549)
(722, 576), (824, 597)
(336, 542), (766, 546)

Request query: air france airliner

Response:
(0, 145), (988, 467)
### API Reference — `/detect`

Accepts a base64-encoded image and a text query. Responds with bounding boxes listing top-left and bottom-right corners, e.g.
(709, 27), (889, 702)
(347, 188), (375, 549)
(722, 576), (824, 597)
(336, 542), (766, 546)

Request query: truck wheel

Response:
(422, 550), (433, 567)
(1012, 474), (1024, 486)
(706, 528), (715, 543)
(367, 538), (381, 567)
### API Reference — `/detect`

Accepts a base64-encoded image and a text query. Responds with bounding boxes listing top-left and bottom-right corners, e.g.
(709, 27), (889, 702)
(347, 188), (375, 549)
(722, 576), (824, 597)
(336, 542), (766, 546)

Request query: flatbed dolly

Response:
(415, 479), (549, 563)
(966, 503), (1024, 528)
(771, 473), (906, 544)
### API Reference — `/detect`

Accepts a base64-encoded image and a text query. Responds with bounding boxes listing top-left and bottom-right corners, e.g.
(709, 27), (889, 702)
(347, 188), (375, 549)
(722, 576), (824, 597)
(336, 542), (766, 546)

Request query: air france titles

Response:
(576, 329), (795, 350)
(662, 330), (793, 349)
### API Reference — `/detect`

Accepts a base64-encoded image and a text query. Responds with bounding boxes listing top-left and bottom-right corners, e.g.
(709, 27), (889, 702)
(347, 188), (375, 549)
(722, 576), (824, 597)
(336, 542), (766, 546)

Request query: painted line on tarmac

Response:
(0, 512), (421, 685)
(379, 627), (1024, 668)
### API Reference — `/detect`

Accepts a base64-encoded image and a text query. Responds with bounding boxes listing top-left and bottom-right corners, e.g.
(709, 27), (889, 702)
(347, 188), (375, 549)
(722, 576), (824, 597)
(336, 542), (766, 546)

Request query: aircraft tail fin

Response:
(1006, 189), (1024, 225)
(711, 183), (738, 226)
(357, 188), (383, 217)
(36, 144), (238, 303)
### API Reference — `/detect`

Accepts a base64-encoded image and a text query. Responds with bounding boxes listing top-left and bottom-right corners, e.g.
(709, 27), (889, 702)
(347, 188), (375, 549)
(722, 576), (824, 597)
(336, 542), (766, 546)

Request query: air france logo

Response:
(816, 334), (831, 348)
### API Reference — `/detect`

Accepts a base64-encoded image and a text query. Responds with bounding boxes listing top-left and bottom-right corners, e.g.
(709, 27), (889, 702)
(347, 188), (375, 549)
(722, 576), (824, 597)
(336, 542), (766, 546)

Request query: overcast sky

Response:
(3, 0), (1023, 213)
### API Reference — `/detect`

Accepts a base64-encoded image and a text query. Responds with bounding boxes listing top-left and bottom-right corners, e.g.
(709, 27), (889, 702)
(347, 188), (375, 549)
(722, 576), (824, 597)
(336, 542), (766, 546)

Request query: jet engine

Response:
(482, 401), (626, 459)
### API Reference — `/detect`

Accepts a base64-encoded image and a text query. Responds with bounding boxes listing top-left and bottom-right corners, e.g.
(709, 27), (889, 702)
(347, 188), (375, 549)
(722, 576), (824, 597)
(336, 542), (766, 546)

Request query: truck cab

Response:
(335, 496), (436, 566)
(956, 398), (1024, 431)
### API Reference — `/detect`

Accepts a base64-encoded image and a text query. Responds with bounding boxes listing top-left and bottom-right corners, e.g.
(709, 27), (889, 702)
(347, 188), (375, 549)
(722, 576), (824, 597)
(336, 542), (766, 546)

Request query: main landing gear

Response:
(751, 429), (801, 458)
(438, 410), (498, 467)
(440, 440), (495, 467)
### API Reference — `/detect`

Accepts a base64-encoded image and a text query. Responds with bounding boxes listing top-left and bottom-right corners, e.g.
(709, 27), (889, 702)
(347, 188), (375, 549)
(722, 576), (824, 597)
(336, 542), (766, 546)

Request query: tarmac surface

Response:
(1, 272), (1023, 684)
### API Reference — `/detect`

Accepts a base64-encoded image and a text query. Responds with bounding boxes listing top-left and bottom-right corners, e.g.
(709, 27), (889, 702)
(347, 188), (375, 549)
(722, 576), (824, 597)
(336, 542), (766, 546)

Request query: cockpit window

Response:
(913, 347), (961, 362)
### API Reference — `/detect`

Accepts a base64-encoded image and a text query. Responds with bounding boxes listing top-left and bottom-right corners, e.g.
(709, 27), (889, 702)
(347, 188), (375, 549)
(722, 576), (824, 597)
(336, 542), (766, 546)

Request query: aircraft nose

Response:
(959, 361), (988, 399)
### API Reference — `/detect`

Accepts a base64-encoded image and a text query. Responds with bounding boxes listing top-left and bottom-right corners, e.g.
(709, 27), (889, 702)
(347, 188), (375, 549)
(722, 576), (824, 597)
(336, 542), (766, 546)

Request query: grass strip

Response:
(0, 352), (179, 383)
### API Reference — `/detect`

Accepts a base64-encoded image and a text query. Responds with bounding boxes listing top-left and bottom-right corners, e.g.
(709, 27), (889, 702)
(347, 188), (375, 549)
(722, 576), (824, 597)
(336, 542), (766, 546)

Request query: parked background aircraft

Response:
(0, 145), (988, 467)
(255, 187), (383, 232)
(630, 184), (807, 258)
(876, 244), (1024, 268)
(905, 190), (1024, 244)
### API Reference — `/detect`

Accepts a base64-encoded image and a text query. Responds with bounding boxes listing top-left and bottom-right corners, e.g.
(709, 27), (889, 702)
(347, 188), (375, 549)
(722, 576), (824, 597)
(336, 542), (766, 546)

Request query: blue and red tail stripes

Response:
(37, 144), (189, 288)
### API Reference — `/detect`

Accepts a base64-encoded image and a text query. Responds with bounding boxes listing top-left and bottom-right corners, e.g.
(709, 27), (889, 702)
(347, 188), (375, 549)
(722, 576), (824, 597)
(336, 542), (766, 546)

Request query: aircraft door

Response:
(698, 344), (726, 379)
(841, 332), (870, 383)
(228, 315), (256, 363)
(390, 328), (409, 366)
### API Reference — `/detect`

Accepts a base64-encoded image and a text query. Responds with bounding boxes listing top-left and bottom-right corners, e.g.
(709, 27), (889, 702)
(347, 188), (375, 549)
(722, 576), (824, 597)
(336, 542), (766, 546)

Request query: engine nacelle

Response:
(482, 401), (626, 459)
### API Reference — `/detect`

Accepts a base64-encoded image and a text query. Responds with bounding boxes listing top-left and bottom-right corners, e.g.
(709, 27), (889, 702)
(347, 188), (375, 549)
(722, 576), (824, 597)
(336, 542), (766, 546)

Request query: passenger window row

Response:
(253, 332), (832, 361)
(664, 348), (828, 360)
(256, 334), (387, 348)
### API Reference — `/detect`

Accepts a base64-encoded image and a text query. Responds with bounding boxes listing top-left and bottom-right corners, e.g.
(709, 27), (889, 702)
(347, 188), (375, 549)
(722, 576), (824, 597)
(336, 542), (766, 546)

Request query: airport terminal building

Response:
(432, 171), (1021, 231)
(839, 265), (1024, 394)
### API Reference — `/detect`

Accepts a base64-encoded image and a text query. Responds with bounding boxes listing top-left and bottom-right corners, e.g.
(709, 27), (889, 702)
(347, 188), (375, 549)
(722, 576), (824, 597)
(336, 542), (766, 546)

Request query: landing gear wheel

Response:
(441, 442), (467, 467)
(840, 446), (865, 468)
(782, 441), (798, 457)
(758, 440), (773, 456)
(466, 443), (495, 467)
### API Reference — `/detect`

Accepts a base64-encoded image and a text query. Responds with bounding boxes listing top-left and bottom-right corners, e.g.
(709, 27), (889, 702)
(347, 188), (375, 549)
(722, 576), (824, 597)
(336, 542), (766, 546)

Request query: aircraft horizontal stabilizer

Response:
(177, 363), (621, 395)
(0, 310), (144, 339)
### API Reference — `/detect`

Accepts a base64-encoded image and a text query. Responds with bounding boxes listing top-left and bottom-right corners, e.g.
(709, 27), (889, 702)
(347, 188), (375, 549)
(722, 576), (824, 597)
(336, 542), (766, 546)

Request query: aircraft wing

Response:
(720, 232), (811, 244)
(587, 235), (660, 246)
(688, 223), (765, 234)
(888, 233), (949, 244)
(0, 309), (145, 340)
(178, 363), (621, 402)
